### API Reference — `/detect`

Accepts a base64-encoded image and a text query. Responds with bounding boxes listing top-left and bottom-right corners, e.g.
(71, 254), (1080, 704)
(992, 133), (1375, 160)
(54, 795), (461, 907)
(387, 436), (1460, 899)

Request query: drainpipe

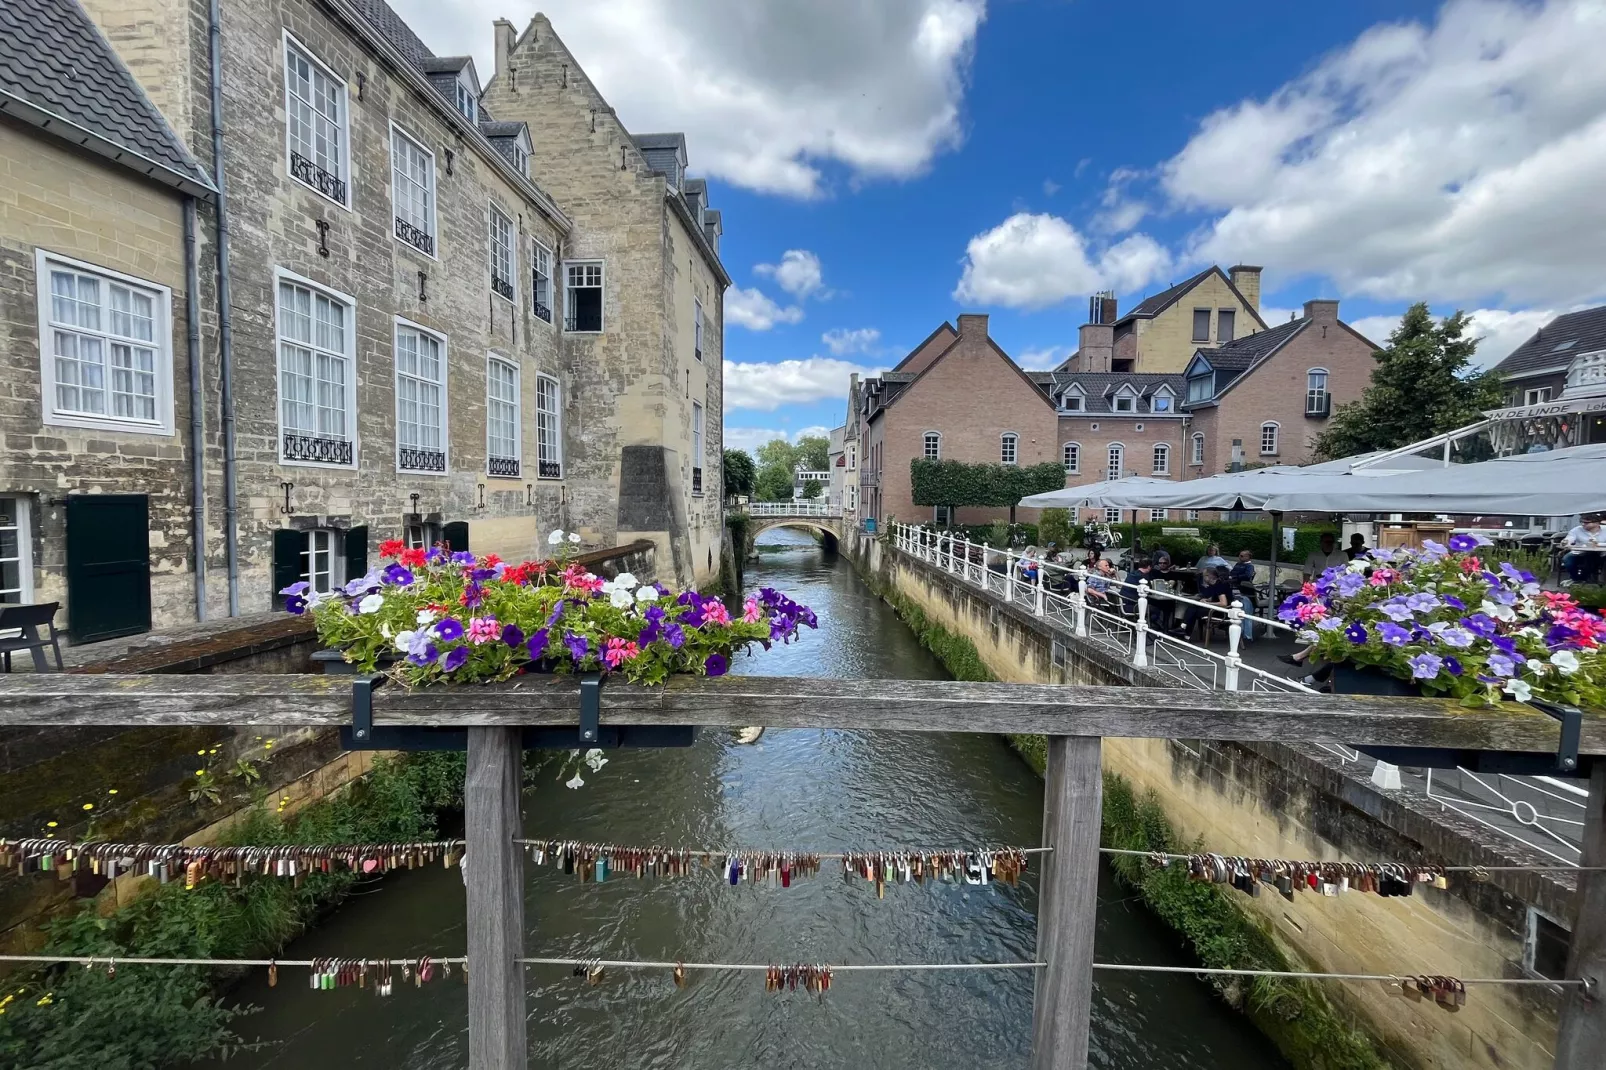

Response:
(207, 0), (240, 616)
(182, 198), (207, 621)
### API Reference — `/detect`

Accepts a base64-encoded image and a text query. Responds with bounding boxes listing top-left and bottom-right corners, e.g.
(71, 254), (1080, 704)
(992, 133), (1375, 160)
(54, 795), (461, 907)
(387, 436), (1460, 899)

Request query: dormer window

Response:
(1187, 374), (1213, 403)
(1112, 393), (1135, 413)
(1059, 391), (1084, 412)
(1151, 394), (1172, 413)
(511, 145), (528, 175)
(455, 79), (477, 122)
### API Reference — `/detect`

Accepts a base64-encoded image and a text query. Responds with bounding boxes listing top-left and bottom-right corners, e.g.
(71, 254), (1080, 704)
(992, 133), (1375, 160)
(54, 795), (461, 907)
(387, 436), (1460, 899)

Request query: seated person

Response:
(1122, 557), (1152, 616)
(1303, 532), (1346, 580)
(1563, 513), (1605, 585)
(1344, 532), (1369, 560)
(1229, 549), (1257, 592)
(1197, 543), (1229, 572)
(1084, 558), (1117, 604)
(1147, 552), (1177, 631)
(1177, 566), (1232, 638)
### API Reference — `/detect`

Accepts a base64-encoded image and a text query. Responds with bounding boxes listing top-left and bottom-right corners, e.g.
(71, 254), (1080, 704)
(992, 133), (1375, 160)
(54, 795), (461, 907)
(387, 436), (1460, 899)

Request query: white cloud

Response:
(1348, 307), (1556, 367)
(1259, 306), (1301, 327)
(1346, 314), (1401, 349)
(1042, 178), (1061, 196)
(725, 424), (835, 456)
(822, 327), (882, 355)
(755, 250), (826, 299)
(1159, 0), (1606, 308)
(1017, 345), (1071, 368)
(390, 0), (985, 198)
(952, 213), (1172, 309)
(726, 287), (805, 331)
(724, 357), (881, 412)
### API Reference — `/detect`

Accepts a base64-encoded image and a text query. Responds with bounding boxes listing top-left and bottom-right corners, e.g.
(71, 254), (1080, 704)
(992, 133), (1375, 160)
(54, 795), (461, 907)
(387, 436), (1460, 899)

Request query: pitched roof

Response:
(349, 0), (434, 68)
(1193, 316), (1308, 373)
(0, 0), (212, 195)
(1117, 265), (1267, 330)
(1491, 305), (1606, 379)
(1048, 372), (1187, 415)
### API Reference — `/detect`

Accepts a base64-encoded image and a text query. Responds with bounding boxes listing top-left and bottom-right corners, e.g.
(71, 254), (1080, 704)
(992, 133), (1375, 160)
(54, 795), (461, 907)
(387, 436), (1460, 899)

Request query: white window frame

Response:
(848, 444), (857, 470)
(393, 317), (449, 475)
(694, 298), (704, 361)
(35, 250), (175, 437)
(1186, 509), (1201, 521)
(531, 241), (554, 324)
(489, 204), (515, 304)
(1104, 506), (1122, 524)
(1190, 433), (1205, 466)
(1306, 367), (1331, 415)
(1060, 390), (1084, 412)
(0, 495), (34, 605)
(1106, 443), (1125, 480)
(455, 78), (477, 123)
(485, 354), (520, 477)
(922, 431), (941, 461)
(1062, 442), (1080, 474)
(282, 32), (350, 209)
(1152, 443), (1170, 475)
(1150, 388), (1174, 413)
(691, 401), (705, 494)
(1112, 391), (1136, 413)
(1000, 432), (1019, 465)
(1150, 508), (1168, 522)
(536, 373), (563, 479)
(301, 528), (342, 595)
(273, 267), (356, 469)
(1260, 421), (1280, 456)
(1187, 374), (1213, 403)
(563, 260), (605, 333)
(389, 122), (438, 259)
(405, 520), (441, 550)
(1524, 386), (1552, 405)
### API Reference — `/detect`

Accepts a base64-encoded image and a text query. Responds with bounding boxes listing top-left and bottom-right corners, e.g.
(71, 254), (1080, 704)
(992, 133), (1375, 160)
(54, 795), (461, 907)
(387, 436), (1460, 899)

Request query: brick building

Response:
(14, 0), (727, 642)
(1060, 265), (1266, 375)
(1486, 307), (1606, 450)
(0, 0), (214, 638)
(861, 314), (1057, 527)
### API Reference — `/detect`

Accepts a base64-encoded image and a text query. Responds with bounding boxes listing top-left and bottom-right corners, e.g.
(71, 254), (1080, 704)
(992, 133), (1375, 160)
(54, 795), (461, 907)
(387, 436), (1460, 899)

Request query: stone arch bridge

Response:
(738, 503), (846, 554)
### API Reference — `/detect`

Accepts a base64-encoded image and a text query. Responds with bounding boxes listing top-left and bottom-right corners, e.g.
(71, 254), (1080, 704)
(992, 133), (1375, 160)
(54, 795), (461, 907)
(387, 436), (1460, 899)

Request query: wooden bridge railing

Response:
(1, 673), (1601, 1070)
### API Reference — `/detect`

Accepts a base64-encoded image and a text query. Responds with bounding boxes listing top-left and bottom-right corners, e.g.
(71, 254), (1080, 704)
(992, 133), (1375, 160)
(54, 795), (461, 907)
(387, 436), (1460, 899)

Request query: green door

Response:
(66, 494), (152, 642)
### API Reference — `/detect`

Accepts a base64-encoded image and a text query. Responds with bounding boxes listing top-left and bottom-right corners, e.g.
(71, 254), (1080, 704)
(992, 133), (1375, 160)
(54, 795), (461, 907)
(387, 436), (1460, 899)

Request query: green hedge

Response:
(910, 459), (1064, 508)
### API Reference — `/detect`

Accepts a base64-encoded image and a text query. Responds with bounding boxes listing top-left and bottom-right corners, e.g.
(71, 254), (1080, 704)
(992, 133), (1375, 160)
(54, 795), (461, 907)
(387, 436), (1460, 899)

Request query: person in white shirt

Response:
(1302, 532), (1346, 580)
(1563, 513), (1605, 585)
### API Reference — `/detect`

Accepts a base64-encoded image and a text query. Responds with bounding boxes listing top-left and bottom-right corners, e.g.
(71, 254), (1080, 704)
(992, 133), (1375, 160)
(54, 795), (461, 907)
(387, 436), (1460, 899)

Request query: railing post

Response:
(979, 545), (990, 593)
(465, 726), (527, 1070)
(1224, 604), (1243, 691)
(1071, 566), (1087, 637)
(1031, 734), (1102, 1070)
(1035, 562), (1046, 616)
(1556, 762), (1606, 1069)
(1133, 579), (1150, 668)
(1004, 550), (1015, 602)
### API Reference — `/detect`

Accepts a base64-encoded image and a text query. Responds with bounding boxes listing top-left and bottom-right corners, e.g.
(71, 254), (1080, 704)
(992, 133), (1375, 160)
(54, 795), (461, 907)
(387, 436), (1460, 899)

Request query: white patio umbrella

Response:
(1259, 451), (1606, 515)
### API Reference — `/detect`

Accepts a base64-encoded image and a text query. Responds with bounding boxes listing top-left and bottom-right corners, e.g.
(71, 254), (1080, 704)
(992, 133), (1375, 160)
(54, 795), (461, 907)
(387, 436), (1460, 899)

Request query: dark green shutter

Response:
(443, 521), (469, 553)
(345, 525), (369, 579)
(272, 530), (303, 606)
(65, 495), (151, 642)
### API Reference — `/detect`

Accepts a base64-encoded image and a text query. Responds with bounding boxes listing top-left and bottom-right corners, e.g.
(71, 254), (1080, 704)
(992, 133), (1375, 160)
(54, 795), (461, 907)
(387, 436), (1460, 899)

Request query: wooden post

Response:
(1555, 762), (1605, 1069)
(465, 726), (527, 1070)
(1032, 735), (1103, 1070)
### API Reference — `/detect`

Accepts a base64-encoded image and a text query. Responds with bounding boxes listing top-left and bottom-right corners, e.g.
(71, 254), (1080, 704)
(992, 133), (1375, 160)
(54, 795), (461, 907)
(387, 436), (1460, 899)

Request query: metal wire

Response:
(0, 954), (464, 967)
(515, 839), (1051, 858)
(1097, 847), (1605, 873)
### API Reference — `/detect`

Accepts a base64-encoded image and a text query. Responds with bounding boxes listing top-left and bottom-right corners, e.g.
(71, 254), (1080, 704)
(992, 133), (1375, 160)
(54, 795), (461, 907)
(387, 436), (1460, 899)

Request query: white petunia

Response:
(584, 751), (609, 772)
(547, 529), (566, 546)
(1503, 677), (1533, 703)
(636, 587), (658, 603)
(565, 773), (585, 789)
(1480, 599), (1517, 622)
(568, 532), (582, 544)
(416, 609), (437, 626)
(609, 586), (635, 609)
(600, 579), (617, 595)
(614, 572), (639, 590)
(1550, 650), (1580, 675)
(393, 629), (417, 653)
(358, 593), (384, 614)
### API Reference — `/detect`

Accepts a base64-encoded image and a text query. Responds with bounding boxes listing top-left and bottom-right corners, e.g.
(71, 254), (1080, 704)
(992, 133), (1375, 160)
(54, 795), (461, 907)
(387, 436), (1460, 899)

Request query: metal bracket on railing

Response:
(350, 674), (384, 745)
(578, 672), (603, 745)
(1532, 700), (1583, 776)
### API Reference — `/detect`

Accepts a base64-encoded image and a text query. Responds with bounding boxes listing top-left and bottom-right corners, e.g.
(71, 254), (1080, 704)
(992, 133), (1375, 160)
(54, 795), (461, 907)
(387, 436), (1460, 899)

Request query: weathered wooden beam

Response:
(1554, 762), (1605, 1070)
(465, 727), (527, 1070)
(0, 674), (1601, 754)
(1031, 736), (1102, 1070)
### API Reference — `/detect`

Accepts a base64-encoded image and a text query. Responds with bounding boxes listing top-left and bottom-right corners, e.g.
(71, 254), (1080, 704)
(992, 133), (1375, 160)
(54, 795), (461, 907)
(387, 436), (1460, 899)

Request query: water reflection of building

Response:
(1487, 307), (1606, 454)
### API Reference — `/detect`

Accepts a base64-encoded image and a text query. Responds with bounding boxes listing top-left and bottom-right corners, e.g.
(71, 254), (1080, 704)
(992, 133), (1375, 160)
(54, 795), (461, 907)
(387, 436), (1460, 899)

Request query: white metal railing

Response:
(744, 501), (843, 518)
(1419, 768), (1587, 865)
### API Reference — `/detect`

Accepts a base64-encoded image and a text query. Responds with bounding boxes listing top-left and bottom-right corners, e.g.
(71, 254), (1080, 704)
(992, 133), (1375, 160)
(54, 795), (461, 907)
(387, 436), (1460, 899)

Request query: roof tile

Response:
(1491, 305), (1606, 378)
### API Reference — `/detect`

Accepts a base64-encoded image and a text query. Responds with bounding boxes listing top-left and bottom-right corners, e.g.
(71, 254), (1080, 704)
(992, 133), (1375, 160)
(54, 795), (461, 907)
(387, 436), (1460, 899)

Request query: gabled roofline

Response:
(0, 90), (216, 199)
(890, 321), (958, 372)
(666, 186), (731, 289)
(1202, 320), (1309, 404)
(1116, 265), (1269, 330)
(884, 332), (1056, 413)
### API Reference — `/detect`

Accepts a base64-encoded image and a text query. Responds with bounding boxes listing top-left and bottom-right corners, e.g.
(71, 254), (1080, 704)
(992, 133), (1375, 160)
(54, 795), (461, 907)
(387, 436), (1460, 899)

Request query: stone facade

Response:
(861, 314), (1058, 528)
(481, 15), (729, 587)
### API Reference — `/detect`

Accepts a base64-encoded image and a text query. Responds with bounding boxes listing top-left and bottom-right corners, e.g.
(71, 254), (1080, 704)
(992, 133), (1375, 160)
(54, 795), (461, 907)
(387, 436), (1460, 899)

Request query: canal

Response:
(216, 529), (1290, 1069)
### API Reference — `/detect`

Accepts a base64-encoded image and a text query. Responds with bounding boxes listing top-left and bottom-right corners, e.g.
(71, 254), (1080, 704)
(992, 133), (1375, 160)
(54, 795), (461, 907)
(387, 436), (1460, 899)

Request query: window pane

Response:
(1217, 309), (1235, 343)
(1192, 309), (1210, 341)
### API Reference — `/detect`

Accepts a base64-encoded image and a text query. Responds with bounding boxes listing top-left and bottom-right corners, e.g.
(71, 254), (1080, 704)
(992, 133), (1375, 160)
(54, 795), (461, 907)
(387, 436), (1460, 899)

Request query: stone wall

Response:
(842, 532), (1570, 1070)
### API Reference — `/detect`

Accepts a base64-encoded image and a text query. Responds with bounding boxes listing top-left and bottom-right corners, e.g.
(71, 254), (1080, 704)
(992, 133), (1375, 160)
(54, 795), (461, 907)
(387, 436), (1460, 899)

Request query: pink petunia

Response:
(1296, 602), (1327, 623)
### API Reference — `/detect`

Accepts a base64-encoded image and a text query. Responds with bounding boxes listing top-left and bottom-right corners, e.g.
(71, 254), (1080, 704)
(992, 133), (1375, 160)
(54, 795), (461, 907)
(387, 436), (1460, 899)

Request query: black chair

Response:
(0, 602), (65, 672)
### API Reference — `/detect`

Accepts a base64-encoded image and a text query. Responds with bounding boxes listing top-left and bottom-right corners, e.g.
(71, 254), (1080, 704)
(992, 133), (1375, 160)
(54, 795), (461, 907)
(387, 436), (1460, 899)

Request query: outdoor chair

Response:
(0, 602), (65, 673)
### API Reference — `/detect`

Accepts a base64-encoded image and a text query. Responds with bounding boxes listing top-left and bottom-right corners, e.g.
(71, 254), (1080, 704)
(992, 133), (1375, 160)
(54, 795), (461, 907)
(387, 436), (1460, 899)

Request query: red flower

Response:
(379, 539), (406, 559)
(399, 547), (426, 568)
(483, 553), (503, 567)
(502, 563), (532, 586)
(1460, 556), (1482, 573)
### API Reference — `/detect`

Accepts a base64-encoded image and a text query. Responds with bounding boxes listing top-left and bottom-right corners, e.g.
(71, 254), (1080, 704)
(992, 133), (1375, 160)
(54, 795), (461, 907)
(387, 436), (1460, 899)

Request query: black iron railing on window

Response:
(399, 446), (447, 472)
(290, 152), (346, 203)
(491, 275), (514, 301)
(394, 217), (434, 256)
(283, 431), (352, 465)
(538, 459), (562, 479)
(488, 456), (520, 478)
(533, 300), (551, 324)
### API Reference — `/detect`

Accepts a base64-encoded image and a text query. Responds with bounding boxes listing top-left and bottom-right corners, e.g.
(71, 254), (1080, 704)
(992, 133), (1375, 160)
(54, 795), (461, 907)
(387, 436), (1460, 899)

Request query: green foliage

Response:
(0, 755), (450, 1068)
(1099, 773), (1391, 1070)
(1314, 303), (1504, 461)
(753, 435), (830, 473)
(721, 448), (755, 499)
(959, 523), (1040, 546)
(876, 585), (995, 685)
(725, 512), (751, 553)
(909, 459), (1064, 510)
(1569, 584), (1606, 610)
(1038, 509), (1075, 550)
(801, 478), (823, 499)
(753, 463), (794, 502)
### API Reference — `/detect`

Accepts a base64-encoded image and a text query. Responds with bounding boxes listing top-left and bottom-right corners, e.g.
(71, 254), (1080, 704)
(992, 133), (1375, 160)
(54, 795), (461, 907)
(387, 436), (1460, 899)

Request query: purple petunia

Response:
(664, 623), (686, 650)
(704, 653), (729, 677)
(434, 618), (465, 642)
(450, 551), (476, 566)
(470, 566), (497, 581)
(381, 563), (415, 587)
(1336, 573), (1366, 597)
(1377, 621), (1412, 646)
(1379, 600), (1415, 622)
(442, 646), (469, 672)
(1345, 621), (1368, 644)
(1442, 594), (1466, 611)
(1486, 653), (1516, 677)
(1443, 656), (1463, 676)
(501, 623), (525, 649)
(527, 628), (550, 659)
(1316, 616), (1345, 631)
(461, 583), (485, 609)
(1462, 613), (1498, 639)
(1448, 533), (1478, 553)
(407, 642), (438, 667)
(1408, 652), (1443, 680)
(285, 595), (308, 615)
(426, 546), (449, 564)
(280, 581), (311, 597)
(564, 632), (589, 663)
(1436, 626), (1475, 649)
(1405, 592), (1440, 613)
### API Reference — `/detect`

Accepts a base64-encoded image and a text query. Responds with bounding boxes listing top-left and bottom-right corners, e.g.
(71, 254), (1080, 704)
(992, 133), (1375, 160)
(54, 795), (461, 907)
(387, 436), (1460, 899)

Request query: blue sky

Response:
(402, 0), (1606, 455)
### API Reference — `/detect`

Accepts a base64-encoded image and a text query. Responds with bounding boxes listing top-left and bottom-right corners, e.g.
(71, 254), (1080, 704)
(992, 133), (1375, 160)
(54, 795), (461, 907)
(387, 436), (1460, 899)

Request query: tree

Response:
(722, 448), (755, 500)
(794, 434), (830, 472)
(755, 438), (797, 471)
(801, 478), (823, 499)
(754, 464), (793, 502)
(910, 460), (1066, 524)
(1314, 303), (1505, 461)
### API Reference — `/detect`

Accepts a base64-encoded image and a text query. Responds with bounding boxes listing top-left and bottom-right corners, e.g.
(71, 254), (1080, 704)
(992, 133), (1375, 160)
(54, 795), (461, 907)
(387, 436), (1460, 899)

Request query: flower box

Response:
(1280, 535), (1604, 710)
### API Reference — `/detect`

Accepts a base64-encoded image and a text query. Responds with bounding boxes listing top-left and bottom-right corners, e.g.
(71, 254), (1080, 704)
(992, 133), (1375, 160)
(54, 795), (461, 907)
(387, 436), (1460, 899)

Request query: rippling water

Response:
(214, 530), (1289, 1069)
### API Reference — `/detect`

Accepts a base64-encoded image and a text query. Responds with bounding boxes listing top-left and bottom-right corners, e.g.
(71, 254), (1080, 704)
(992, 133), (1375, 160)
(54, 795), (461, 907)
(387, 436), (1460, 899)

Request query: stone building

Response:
(841, 373), (863, 525)
(480, 14), (730, 587)
(51, 0), (726, 639)
(860, 314), (1058, 528)
(0, 0), (215, 639)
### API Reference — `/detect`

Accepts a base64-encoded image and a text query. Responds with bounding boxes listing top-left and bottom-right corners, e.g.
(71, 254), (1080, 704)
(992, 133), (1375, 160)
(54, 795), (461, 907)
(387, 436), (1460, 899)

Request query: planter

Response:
(1329, 663), (1419, 697)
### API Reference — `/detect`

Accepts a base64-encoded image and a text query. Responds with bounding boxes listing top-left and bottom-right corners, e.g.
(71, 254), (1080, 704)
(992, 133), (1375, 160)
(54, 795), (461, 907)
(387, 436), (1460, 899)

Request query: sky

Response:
(394, 0), (1606, 456)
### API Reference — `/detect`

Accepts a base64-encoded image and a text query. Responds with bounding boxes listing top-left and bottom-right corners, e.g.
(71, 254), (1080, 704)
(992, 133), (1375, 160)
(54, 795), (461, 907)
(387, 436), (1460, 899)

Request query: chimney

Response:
(956, 313), (989, 340)
(494, 19), (516, 83)
(1228, 265), (1262, 314)
(1088, 290), (1117, 325)
(1302, 299), (1339, 323)
(1077, 323), (1114, 373)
